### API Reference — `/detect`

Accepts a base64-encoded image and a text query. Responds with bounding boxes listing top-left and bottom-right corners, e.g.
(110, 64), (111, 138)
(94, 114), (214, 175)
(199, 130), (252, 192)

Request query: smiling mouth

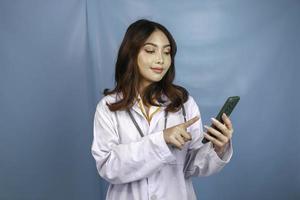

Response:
(150, 67), (164, 73)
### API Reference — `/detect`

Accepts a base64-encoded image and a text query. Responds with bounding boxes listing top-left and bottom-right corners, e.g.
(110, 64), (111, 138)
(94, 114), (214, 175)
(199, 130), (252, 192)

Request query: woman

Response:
(91, 19), (233, 200)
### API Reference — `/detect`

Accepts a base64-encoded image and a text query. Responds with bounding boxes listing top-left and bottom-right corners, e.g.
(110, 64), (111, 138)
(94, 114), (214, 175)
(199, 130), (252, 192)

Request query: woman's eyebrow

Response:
(144, 42), (171, 48)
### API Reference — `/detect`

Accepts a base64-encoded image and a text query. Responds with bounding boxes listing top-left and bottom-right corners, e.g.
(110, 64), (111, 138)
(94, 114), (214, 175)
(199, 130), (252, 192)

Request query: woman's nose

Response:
(155, 52), (164, 64)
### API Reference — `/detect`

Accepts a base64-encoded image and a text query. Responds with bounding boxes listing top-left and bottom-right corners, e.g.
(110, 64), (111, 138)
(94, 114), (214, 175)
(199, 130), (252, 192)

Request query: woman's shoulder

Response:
(185, 95), (197, 104)
(183, 95), (201, 118)
(96, 92), (122, 109)
(184, 95), (199, 109)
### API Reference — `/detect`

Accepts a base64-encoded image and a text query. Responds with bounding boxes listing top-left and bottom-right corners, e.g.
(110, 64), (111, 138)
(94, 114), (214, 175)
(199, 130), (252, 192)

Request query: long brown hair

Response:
(104, 19), (189, 112)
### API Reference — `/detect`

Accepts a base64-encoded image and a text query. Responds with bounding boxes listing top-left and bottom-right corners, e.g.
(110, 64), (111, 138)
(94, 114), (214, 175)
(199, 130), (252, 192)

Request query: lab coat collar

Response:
(115, 92), (170, 119)
(132, 93), (169, 112)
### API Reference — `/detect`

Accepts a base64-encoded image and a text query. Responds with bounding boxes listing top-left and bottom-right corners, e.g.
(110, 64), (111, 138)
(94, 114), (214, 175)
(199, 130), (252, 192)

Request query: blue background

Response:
(1, 0), (299, 199)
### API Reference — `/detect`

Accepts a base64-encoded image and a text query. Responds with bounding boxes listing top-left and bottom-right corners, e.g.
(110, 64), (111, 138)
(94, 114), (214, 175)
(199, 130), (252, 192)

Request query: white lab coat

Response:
(91, 93), (233, 200)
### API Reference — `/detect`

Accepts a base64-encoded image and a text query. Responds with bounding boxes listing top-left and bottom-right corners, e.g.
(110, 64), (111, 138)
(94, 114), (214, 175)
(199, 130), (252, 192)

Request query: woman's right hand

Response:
(163, 116), (199, 150)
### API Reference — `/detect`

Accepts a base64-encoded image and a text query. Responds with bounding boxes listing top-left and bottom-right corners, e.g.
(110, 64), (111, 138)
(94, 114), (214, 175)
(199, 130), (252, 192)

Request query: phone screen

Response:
(202, 96), (240, 144)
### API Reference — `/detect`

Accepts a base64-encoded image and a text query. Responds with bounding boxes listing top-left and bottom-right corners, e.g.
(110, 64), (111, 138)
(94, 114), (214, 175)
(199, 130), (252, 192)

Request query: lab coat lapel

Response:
(131, 100), (146, 118)
(116, 92), (170, 131)
(148, 94), (170, 132)
(148, 106), (166, 133)
(115, 92), (144, 118)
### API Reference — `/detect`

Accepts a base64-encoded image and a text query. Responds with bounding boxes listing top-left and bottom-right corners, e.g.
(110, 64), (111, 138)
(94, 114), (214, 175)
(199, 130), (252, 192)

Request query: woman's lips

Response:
(151, 67), (163, 73)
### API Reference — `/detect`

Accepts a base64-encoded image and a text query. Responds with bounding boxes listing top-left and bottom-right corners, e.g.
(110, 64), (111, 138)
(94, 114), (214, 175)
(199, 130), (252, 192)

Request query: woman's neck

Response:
(138, 81), (152, 108)
(138, 80), (151, 97)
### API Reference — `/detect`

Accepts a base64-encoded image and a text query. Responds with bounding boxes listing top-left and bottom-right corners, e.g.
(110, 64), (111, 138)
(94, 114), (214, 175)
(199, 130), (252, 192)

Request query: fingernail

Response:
(204, 125), (209, 130)
(223, 113), (227, 117)
(211, 118), (216, 122)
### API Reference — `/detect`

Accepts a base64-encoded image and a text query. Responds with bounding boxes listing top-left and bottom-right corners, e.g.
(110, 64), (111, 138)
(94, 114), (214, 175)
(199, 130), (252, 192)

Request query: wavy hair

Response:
(104, 19), (189, 112)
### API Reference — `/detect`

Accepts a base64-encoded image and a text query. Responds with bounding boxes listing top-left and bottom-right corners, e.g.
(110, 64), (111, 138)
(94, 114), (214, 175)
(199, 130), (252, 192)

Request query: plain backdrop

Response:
(0, 0), (299, 199)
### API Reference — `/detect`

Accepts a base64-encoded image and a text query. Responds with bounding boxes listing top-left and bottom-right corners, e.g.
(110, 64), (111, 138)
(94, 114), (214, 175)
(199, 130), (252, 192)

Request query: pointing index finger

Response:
(183, 116), (200, 128)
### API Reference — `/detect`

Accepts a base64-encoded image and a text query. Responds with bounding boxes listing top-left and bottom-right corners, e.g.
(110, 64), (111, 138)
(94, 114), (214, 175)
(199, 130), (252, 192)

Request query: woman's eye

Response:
(145, 49), (155, 54)
(164, 51), (171, 55)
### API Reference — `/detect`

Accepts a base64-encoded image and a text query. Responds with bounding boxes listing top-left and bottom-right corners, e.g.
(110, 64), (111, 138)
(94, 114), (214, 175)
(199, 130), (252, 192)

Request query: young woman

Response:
(91, 19), (234, 200)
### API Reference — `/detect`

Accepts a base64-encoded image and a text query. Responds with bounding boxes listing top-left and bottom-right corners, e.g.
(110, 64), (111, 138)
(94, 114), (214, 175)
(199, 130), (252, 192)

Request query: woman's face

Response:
(137, 30), (171, 88)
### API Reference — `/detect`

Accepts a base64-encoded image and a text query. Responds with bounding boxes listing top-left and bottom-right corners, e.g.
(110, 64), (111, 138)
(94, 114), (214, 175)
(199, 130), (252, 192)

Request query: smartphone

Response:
(202, 96), (240, 144)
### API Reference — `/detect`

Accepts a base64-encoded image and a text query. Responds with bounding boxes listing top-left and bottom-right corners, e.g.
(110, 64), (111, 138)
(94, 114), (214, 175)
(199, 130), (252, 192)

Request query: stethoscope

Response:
(127, 106), (187, 137)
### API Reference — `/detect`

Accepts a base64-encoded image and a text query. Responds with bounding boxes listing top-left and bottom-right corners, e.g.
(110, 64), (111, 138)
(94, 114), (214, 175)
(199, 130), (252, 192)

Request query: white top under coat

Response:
(91, 93), (233, 200)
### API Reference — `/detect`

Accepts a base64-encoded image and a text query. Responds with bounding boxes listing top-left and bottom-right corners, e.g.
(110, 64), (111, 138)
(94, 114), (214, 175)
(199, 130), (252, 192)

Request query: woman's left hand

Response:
(203, 113), (234, 156)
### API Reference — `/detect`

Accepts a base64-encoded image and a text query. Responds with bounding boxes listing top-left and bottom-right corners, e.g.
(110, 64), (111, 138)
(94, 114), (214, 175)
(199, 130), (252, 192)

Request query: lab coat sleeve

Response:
(183, 96), (233, 178)
(91, 99), (176, 184)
